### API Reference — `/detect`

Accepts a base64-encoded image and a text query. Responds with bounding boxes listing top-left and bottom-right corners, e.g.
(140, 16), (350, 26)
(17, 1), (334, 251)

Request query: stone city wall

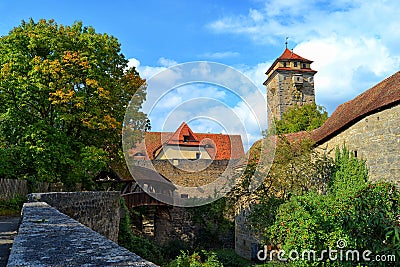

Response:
(7, 202), (157, 266)
(27, 191), (121, 242)
(317, 104), (400, 187)
(134, 159), (236, 187)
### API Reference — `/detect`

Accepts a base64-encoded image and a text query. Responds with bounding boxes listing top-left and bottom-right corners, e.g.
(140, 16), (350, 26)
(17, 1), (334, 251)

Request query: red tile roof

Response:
(129, 122), (245, 160)
(278, 48), (313, 62)
(264, 48), (317, 84)
(310, 71), (400, 144)
(164, 122), (200, 145)
(283, 71), (400, 144)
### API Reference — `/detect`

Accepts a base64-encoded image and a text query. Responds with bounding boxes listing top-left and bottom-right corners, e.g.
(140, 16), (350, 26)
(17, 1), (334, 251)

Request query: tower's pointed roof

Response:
(264, 48), (317, 85)
(165, 122), (200, 145)
(278, 48), (313, 62)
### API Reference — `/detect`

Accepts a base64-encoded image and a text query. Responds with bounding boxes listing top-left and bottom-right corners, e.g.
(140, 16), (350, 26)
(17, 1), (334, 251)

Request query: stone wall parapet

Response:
(7, 202), (158, 266)
(27, 191), (121, 242)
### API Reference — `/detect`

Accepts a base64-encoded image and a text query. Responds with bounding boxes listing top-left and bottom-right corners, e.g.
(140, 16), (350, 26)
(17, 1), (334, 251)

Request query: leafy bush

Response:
(189, 197), (235, 250)
(271, 104), (328, 135)
(214, 249), (250, 267)
(166, 250), (223, 267)
(252, 146), (400, 266)
(329, 146), (368, 197)
(0, 194), (26, 216)
(342, 182), (400, 260)
(163, 239), (191, 262)
(118, 199), (166, 265)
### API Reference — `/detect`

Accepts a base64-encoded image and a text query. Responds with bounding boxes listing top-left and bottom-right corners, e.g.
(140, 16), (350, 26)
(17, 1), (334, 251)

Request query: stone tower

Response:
(264, 48), (317, 127)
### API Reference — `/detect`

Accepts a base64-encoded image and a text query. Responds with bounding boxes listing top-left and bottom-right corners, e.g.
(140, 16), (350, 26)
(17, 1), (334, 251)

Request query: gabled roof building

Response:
(129, 122), (245, 189)
(130, 122), (245, 162)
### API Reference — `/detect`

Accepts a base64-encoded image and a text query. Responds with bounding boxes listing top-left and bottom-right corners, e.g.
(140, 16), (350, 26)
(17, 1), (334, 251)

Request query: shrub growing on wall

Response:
(252, 146), (400, 266)
(118, 199), (166, 265)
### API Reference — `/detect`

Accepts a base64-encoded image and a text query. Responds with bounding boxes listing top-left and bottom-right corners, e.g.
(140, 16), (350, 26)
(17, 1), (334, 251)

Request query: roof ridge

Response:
(165, 122), (200, 145)
(311, 71), (400, 144)
(278, 48), (312, 62)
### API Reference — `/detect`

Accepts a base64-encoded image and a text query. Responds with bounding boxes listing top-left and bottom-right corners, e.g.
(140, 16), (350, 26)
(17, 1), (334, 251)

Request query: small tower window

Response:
(293, 62), (298, 67)
(354, 150), (358, 158)
(133, 152), (145, 159)
(283, 62), (287, 67)
(196, 152), (201, 159)
(302, 63), (306, 68)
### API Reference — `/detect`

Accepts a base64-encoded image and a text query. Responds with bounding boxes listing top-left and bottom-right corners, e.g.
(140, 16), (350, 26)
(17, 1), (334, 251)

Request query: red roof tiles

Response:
(310, 71), (400, 144)
(264, 48), (317, 85)
(129, 122), (245, 160)
(283, 71), (400, 144)
(165, 122), (200, 145)
(278, 48), (313, 62)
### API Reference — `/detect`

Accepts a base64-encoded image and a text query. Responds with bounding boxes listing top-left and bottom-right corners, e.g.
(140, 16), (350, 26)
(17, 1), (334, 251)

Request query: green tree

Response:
(167, 250), (223, 267)
(235, 136), (332, 205)
(256, 146), (400, 266)
(0, 19), (148, 188)
(271, 104), (328, 135)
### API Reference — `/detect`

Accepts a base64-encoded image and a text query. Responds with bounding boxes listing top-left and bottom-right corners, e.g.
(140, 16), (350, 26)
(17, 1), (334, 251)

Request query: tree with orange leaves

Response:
(0, 19), (149, 188)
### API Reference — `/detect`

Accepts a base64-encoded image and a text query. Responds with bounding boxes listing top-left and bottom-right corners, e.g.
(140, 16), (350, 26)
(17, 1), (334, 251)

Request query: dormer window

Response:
(183, 135), (189, 142)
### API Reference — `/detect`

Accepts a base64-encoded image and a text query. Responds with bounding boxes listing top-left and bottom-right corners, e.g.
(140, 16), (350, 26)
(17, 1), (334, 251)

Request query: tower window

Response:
(354, 150), (358, 158)
(302, 63), (306, 68)
(283, 62), (287, 67)
(196, 152), (201, 159)
(293, 62), (298, 67)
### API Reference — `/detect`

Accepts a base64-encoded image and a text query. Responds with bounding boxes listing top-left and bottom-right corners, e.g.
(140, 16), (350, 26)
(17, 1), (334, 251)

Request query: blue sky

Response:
(2, 0), (400, 149)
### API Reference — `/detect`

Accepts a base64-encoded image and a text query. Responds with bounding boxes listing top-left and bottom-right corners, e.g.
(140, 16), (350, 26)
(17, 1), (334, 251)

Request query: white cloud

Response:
(158, 57), (178, 67)
(127, 58), (140, 69)
(207, 1), (400, 114)
(127, 60), (267, 150)
(296, 36), (398, 103)
(200, 51), (240, 59)
(128, 57), (168, 79)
